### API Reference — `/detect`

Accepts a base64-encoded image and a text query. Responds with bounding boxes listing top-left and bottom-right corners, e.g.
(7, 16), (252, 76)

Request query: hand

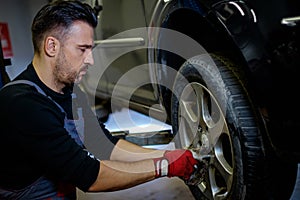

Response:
(153, 149), (198, 181)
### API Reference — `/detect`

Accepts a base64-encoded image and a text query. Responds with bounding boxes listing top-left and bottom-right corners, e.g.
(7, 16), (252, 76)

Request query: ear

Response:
(44, 36), (59, 57)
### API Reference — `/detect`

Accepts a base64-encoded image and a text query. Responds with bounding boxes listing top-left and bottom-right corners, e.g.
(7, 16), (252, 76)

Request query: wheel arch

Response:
(152, 1), (258, 120)
(151, 0), (277, 128)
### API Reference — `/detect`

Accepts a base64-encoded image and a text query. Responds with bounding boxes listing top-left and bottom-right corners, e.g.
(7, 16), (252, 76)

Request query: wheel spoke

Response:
(209, 154), (233, 199)
(180, 100), (198, 129)
(178, 83), (202, 148)
(207, 115), (227, 147)
(179, 83), (200, 126)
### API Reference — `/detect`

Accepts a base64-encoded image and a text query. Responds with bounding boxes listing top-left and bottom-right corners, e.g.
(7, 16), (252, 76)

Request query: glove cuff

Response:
(153, 157), (169, 178)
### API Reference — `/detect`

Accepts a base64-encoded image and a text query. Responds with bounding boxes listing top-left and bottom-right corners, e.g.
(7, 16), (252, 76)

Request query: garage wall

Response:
(0, 0), (47, 80)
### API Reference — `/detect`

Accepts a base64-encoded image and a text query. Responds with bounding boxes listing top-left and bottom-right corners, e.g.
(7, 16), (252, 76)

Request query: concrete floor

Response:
(77, 177), (195, 200)
(77, 108), (196, 200)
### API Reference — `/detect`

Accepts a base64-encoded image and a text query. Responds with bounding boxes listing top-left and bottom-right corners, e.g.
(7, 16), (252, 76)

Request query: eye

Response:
(79, 48), (86, 53)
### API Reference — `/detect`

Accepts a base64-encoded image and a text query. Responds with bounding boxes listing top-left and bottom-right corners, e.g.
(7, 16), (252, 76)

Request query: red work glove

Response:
(153, 149), (198, 181)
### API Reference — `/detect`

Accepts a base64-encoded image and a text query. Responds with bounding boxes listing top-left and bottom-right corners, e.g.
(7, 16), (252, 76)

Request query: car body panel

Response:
(81, 0), (300, 158)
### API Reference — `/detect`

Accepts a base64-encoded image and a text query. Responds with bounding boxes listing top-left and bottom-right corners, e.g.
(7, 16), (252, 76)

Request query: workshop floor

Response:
(77, 177), (195, 200)
(77, 108), (196, 200)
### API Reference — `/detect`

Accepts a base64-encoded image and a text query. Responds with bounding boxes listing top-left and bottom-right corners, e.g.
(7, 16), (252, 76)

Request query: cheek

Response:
(71, 52), (85, 65)
(63, 48), (85, 70)
(66, 55), (83, 71)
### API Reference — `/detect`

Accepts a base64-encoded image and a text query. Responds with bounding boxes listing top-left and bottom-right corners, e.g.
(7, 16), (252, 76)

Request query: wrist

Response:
(153, 157), (169, 178)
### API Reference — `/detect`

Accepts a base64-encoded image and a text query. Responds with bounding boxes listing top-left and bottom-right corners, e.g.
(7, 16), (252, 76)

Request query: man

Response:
(0, 0), (202, 199)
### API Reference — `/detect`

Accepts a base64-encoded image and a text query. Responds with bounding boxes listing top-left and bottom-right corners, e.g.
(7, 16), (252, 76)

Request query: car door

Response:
(84, 0), (159, 113)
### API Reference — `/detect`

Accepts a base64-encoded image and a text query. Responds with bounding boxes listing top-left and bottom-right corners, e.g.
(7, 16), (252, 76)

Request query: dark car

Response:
(81, 0), (300, 199)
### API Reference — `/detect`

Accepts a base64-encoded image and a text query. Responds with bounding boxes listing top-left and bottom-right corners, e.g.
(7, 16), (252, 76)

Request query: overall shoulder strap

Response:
(3, 80), (65, 113)
(3, 80), (47, 96)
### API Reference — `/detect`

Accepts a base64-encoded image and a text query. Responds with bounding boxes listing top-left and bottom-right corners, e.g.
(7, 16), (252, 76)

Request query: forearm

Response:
(88, 147), (201, 192)
(88, 159), (156, 192)
(110, 139), (165, 161)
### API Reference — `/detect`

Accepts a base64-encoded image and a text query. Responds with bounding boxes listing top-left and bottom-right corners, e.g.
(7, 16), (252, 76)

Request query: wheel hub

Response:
(200, 133), (210, 154)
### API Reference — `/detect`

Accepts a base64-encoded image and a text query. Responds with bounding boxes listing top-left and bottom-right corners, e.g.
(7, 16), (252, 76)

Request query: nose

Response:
(84, 50), (94, 66)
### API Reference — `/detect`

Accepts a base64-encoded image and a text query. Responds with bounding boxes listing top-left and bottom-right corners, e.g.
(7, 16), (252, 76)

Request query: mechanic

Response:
(0, 0), (201, 199)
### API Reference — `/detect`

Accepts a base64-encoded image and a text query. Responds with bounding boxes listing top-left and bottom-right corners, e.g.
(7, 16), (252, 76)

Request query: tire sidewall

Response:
(171, 54), (257, 199)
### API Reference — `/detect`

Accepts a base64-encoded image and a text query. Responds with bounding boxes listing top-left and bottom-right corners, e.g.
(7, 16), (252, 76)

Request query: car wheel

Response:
(170, 54), (296, 199)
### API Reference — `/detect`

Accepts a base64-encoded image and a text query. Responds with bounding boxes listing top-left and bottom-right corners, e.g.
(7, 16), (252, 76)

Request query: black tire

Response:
(170, 54), (297, 200)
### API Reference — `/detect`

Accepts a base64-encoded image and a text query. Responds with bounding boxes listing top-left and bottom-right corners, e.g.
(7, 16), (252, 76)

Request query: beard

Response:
(53, 51), (78, 88)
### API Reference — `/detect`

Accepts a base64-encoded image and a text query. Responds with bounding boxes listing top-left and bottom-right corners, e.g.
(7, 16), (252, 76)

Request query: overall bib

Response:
(0, 80), (85, 199)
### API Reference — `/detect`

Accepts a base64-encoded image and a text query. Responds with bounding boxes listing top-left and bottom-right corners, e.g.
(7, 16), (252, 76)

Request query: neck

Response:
(32, 55), (64, 94)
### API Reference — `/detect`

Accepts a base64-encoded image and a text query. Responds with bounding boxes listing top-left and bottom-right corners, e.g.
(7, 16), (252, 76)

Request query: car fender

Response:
(148, 0), (270, 116)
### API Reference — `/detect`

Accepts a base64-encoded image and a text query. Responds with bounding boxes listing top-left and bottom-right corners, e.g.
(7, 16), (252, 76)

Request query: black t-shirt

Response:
(0, 63), (119, 191)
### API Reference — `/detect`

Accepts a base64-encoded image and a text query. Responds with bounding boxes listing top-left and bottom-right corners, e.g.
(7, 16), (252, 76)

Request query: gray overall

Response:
(0, 80), (85, 199)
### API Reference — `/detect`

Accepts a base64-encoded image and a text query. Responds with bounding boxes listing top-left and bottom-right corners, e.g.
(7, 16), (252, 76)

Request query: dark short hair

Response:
(31, 0), (98, 53)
